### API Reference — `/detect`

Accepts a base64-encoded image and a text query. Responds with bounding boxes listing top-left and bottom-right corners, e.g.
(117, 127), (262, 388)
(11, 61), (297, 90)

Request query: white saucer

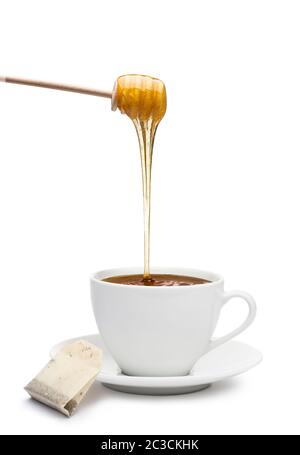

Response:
(50, 334), (262, 395)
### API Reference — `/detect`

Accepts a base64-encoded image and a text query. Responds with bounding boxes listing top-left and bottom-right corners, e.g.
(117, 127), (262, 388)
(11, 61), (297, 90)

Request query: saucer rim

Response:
(50, 334), (262, 387)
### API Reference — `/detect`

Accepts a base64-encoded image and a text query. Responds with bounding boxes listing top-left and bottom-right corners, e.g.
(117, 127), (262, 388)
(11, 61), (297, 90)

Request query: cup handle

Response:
(209, 290), (257, 352)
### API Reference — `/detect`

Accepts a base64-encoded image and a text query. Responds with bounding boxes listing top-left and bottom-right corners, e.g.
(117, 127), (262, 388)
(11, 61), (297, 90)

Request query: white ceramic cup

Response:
(91, 267), (256, 377)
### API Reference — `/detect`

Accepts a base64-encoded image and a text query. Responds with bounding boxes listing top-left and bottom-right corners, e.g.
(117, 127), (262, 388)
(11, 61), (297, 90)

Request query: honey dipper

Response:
(0, 74), (166, 117)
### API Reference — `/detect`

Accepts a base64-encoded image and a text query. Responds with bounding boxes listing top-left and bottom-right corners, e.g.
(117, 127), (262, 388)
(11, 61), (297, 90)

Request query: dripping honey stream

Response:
(112, 75), (167, 280)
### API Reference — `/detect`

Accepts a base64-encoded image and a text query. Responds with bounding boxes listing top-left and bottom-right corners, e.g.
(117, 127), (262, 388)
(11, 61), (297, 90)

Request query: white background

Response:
(0, 0), (299, 435)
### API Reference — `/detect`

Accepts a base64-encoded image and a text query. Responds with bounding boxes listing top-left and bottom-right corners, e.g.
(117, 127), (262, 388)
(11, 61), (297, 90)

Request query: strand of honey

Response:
(112, 75), (167, 279)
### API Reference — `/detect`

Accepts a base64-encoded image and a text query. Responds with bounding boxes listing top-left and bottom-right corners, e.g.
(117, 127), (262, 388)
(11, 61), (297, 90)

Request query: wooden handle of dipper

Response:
(0, 75), (112, 99)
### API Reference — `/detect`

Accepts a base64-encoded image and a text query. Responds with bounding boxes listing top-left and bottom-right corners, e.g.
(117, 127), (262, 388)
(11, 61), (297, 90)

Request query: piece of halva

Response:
(25, 340), (102, 416)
